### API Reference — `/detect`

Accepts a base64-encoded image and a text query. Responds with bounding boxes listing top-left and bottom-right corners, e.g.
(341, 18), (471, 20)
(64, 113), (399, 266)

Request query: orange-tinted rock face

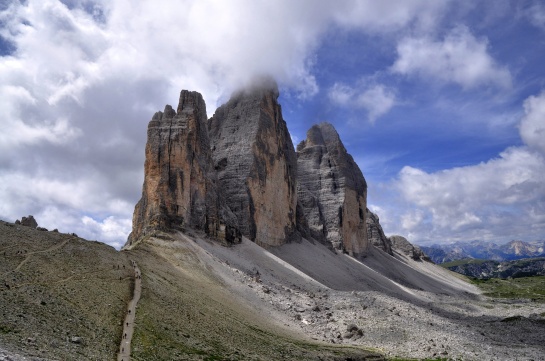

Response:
(296, 123), (369, 258)
(208, 79), (298, 247)
(126, 90), (240, 247)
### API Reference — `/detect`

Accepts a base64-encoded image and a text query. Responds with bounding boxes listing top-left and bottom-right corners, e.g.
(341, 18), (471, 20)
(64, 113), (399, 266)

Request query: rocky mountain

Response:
(127, 90), (240, 247)
(296, 123), (369, 258)
(421, 239), (545, 264)
(208, 79), (298, 247)
(444, 257), (545, 279)
(127, 80), (380, 258)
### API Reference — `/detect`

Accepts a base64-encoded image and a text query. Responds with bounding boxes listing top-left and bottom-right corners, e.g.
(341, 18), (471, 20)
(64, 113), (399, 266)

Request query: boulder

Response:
(19, 215), (38, 228)
(296, 123), (369, 258)
(208, 78), (298, 247)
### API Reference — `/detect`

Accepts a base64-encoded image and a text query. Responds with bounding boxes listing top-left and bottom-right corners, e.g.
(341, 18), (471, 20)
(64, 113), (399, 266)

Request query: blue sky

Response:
(1, 1), (544, 248)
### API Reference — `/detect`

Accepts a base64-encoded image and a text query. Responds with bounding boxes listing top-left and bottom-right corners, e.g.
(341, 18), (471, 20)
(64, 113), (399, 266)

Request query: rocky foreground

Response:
(3, 221), (545, 360)
(132, 230), (545, 361)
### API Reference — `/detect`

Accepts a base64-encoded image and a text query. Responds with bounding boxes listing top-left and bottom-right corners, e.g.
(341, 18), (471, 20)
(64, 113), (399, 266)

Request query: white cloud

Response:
(392, 26), (511, 89)
(520, 91), (545, 155)
(328, 82), (396, 123)
(520, 1), (545, 30)
(81, 216), (132, 249)
(392, 145), (545, 243)
(330, 0), (447, 33)
(375, 91), (545, 244)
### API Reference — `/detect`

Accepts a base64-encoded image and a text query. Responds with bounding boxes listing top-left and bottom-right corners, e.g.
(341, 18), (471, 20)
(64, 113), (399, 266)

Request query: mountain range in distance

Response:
(420, 239), (545, 264)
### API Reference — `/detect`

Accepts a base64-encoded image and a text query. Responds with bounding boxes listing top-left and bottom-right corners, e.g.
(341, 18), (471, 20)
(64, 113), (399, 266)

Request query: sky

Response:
(1, 0), (544, 249)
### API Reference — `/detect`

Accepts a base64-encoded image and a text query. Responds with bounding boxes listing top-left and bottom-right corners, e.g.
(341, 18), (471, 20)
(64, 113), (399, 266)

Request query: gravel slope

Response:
(193, 232), (545, 360)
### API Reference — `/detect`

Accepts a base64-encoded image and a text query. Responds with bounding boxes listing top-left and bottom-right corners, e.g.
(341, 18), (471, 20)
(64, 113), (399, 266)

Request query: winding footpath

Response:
(2, 239), (70, 278)
(118, 260), (142, 361)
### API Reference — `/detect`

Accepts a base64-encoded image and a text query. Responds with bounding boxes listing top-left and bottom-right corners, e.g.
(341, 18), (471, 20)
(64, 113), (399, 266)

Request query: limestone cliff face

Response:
(127, 90), (240, 246)
(366, 209), (393, 255)
(208, 79), (298, 247)
(296, 123), (369, 258)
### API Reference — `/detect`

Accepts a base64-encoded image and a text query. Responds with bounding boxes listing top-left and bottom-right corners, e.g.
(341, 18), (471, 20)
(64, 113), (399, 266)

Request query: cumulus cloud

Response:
(520, 92), (545, 155)
(328, 82), (396, 123)
(392, 26), (511, 89)
(395, 147), (545, 243)
(389, 89), (545, 244)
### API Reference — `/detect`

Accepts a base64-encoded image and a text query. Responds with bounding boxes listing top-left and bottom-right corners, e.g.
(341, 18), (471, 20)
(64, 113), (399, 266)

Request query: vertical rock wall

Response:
(296, 123), (369, 258)
(366, 209), (393, 255)
(127, 90), (240, 247)
(208, 79), (298, 247)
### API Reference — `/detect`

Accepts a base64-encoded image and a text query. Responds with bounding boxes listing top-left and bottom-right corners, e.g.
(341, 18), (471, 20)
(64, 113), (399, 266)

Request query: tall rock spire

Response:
(208, 78), (299, 247)
(296, 122), (369, 258)
(126, 90), (240, 247)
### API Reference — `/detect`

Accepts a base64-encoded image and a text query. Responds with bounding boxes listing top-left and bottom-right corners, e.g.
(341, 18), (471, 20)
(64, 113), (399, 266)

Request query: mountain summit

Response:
(208, 80), (299, 247)
(297, 122), (369, 258)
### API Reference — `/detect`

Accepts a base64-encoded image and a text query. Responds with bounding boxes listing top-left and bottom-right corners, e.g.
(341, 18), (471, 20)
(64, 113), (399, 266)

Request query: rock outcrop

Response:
(16, 215), (38, 228)
(296, 123), (369, 258)
(127, 90), (240, 246)
(208, 78), (298, 247)
(390, 235), (428, 261)
(366, 209), (393, 255)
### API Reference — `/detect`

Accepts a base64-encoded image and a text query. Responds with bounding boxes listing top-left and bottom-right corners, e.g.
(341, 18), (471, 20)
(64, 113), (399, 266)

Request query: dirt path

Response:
(2, 239), (70, 278)
(118, 260), (141, 361)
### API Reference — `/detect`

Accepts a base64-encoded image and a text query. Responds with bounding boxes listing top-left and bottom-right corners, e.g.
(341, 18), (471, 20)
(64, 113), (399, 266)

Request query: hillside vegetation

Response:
(0, 220), (133, 360)
(471, 276), (545, 302)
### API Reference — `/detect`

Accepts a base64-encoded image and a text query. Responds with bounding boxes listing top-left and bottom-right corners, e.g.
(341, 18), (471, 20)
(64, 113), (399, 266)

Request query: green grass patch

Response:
(470, 276), (545, 302)
(440, 258), (489, 268)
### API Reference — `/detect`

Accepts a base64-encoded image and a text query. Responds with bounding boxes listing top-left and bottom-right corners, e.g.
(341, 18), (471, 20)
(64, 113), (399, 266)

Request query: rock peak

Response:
(177, 89), (206, 115)
(126, 90), (240, 247)
(208, 80), (298, 246)
(297, 122), (369, 258)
